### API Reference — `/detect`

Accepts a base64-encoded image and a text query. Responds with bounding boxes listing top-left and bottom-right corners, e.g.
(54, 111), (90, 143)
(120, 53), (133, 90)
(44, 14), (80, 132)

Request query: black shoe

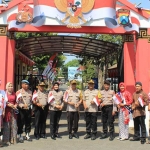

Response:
(141, 139), (146, 144)
(73, 133), (79, 139)
(40, 135), (47, 139)
(100, 133), (107, 139)
(51, 135), (56, 140)
(25, 137), (32, 142)
(35, 135), (40, 140)
(84, 134), (91, 139)
(109, 134), (114, 141)
(18, 138), (24, 143)
(130, 138), (140, 141)
(55, 133), (58, 138)
(91, 135), (96, 140)
(69, 134), (73, 139)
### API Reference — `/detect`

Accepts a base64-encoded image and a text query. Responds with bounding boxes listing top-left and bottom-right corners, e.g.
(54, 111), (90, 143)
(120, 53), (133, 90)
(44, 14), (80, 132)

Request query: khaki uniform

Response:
(83, 89), (101, 112)
(83, 89), (101, 135)
(17, 89), (32, 134)
(49, 90), (64, 111)
(64, 89), (82, 134)
(100, 90), (116, 135)
(34, 90), (48, 137)
(66, 89), (82, 112)
(49, 90), (63, 135)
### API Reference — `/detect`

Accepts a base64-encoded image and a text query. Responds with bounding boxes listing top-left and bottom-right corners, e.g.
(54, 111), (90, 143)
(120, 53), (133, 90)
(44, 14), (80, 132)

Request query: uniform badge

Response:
(117, 9), (130, 26)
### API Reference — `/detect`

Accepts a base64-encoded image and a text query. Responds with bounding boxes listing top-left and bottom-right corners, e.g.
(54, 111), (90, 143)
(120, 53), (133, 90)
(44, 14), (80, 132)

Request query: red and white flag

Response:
(32, 91), (38, 101)
(48, 92), (55, 104)
(112, 95), (120, 105)
(64, 91), (69, 102)
(93, 95), (100, 106)
(138, 96), (144, 107)
(16, 91), (22, 103)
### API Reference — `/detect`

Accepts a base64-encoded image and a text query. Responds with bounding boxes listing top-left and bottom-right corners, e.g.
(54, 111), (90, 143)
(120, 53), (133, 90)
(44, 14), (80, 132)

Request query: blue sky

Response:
(64, 0), (150, 63)
(128, 0), (150, 9)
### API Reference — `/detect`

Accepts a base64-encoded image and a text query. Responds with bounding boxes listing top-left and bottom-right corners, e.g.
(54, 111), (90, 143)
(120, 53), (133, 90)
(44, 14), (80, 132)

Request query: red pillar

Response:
(0, 35), (8, 89)
(6, 37), (15, 85)
(124, 36), (136, 94)
(136, 36), (150, 93)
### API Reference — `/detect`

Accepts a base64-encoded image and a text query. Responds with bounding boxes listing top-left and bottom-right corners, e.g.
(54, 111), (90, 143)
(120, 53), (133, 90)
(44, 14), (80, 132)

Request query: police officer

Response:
(64, 80), (82, 139)
(83, 79), (101, 140)
(49, 82), (63, 140)
(32, 82), (48, 140)
(16, 80), (32, 143)
(100, 80), (117, 141)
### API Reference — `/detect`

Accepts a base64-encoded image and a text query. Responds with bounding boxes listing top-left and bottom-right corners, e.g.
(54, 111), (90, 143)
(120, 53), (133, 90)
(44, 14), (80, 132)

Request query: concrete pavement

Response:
(2, 112), (150, 150)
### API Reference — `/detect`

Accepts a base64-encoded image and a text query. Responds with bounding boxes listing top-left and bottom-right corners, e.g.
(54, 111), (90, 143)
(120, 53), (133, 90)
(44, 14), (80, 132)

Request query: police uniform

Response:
(17, 80), (32, 142)
(100, 84), (116, 140)
(83, 80), (101, 140)
(33, 82), (48, 139)
(49, 89), (63, 139)
(64, 80), (82, 139)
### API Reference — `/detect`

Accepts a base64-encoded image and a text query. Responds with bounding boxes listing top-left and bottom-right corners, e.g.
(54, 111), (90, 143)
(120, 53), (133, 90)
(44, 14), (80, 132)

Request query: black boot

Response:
(141, 139), (146, 144)
(51, 134), (56, 140)
(100, 133), (107, 139)
(73, 132), (79, 139)
(109, 133), (114, 141)
(69, 133), (73, 139)
(84, 134), (91, 139)
(91, 134), (96, 140)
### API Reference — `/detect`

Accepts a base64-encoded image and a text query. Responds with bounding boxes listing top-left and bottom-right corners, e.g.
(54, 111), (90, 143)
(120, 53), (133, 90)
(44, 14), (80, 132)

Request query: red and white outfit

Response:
(0, 90), (8, 132)
(116, 83), (132, 140)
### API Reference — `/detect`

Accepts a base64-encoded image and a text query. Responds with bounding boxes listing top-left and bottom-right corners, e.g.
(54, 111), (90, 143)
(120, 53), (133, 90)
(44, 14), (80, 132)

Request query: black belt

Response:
(103, 105), (113, 108)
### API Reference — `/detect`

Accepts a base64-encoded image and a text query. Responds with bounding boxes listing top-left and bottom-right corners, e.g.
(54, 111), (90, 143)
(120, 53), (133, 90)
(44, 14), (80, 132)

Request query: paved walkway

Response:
(2, 113), (150, 150)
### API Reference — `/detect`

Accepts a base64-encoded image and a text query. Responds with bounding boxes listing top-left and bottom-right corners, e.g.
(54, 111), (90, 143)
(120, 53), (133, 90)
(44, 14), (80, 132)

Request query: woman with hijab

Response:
(115, 82), (132, 141)
(3, 82), (18, 145)
(48, 82), (64, 140)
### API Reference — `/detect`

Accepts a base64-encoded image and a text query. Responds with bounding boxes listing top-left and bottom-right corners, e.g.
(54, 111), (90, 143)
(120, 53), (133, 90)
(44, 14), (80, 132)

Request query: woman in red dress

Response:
(3, 82), (18, 145)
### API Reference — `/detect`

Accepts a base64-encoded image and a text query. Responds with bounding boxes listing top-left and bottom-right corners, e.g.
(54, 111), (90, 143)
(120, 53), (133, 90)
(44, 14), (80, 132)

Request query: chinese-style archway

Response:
(0, 0), (150, 96)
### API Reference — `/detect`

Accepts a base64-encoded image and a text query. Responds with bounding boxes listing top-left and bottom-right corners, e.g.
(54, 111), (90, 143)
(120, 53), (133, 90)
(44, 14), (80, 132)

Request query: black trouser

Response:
(50, 110), (62, 135)
(67, 111), (79, 134)
(17, 108), (32, 134)
(101, 105), (114, 134)
(85, 112), (97, 135)
(133, 116), (146, 141)
(34, 106), (48, 136)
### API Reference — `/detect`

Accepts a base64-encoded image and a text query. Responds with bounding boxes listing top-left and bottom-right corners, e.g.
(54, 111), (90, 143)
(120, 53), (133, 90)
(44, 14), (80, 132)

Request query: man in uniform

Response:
(100, 80), (117, 141)
(64, 80), (82, 139)
(83, 79), (101, 140)
(130, 82), (148, 144)
(48, 82), (63, 140)
(16, 80), (32, 143)
(32, 82), (48, 140)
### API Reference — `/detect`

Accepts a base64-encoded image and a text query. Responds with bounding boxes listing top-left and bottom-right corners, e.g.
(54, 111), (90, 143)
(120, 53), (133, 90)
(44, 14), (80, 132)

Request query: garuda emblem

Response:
(54, 0), (95, 28)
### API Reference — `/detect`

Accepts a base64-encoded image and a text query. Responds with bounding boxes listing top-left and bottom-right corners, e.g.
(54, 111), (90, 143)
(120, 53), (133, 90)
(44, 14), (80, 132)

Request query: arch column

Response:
(123, 35), (135, 94)
(0, 25), (8, 89)
(0, 26), (15, 89)
(6, 32), (15, 85)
